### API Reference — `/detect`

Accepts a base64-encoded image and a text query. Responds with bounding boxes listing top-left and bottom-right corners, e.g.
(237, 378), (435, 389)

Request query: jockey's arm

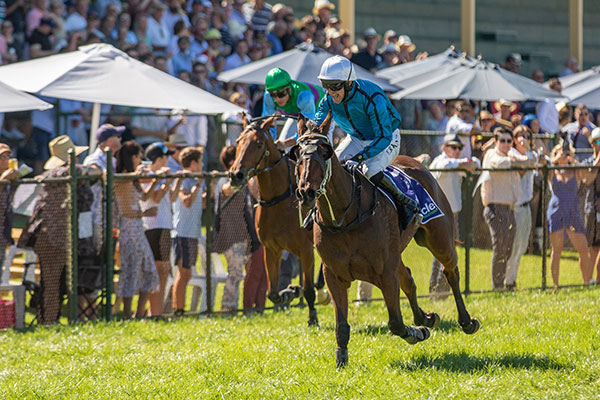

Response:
(276, 90), (317, 150)
(355, 93), (393, 161)
(314, 96), (331, 127)
(261, 91), (278, 140)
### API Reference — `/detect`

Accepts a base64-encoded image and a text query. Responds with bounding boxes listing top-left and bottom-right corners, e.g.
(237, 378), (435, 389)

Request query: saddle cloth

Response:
(380, 165), (444, 225)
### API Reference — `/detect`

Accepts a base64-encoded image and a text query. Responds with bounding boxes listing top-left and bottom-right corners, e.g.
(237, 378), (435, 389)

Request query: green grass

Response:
(0, 287), (599, 399)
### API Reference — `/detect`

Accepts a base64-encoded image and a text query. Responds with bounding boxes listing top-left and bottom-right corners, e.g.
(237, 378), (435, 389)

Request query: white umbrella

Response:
(0, 80), (52, 112)
(0, 44), (243, 148)
(217, 42), (398, 92)
(547, 66), (600, 109)
(390, 55), (567, 102)
(375, 47), (460, 88)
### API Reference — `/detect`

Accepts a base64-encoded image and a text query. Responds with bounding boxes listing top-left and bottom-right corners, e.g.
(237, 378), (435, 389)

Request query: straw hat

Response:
(397, 35), (416, 52)
(312, 0), (335, 15)
(494, 98), (517, 112)
(44, 135), (88, 170)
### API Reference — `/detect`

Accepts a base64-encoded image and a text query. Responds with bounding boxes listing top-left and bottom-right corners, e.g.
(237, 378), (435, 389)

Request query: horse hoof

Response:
(462, 318), (481, 335)
(317, 288), (331, 306)
(335, 348), (348, 368)
(424, 312), (441, 329)
(402, 326), (430, 345)
(308, 309), (319, 327)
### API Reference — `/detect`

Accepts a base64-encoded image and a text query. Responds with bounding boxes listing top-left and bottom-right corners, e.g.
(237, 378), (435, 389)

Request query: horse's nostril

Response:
(306, 188), (316, 199)
(235, 172), (244, 180)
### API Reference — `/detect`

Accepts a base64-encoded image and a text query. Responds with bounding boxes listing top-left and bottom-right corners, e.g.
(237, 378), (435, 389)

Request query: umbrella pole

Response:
(89, 102), (102, 150)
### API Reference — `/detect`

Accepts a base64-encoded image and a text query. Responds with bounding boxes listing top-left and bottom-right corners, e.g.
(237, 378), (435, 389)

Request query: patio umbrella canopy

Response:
(217, 42), (398, 92)
(0, 44), (243, 115)
(548, 66), (600, 109)
(0, 81), (52, 112)
(390, 55), (566, 102)
(376, 47), (460, 88)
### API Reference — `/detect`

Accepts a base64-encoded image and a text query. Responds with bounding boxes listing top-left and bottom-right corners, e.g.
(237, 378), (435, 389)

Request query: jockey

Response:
(262, 67), (325, 150)
(314, 55), (419, 228)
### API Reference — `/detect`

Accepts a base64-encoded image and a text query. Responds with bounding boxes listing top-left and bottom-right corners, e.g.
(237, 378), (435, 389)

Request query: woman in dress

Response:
(114, 141), (160, 318)
(548, 144), (593, 289)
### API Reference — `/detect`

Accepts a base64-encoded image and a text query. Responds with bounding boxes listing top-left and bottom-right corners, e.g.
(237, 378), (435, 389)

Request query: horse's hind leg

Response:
(425, 225), (480, 334)
(398, 259), (440, 329)
(380, 263), (430, 345)
(264, 247), (286, 305)
(298, 248), (318, 327)
(323, 266), (351, 368)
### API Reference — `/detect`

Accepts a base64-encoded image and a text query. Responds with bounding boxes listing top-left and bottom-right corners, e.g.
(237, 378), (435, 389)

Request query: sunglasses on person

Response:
(447, 144), (463, 151)
(268, 88), (289, 98)
(580, 112), (589, 116)
(498, 138), (513, 144)
(320, 80), (346, 91)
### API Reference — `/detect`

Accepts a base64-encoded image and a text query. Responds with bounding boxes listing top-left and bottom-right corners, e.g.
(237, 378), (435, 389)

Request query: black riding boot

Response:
(371, 172), (419, 230)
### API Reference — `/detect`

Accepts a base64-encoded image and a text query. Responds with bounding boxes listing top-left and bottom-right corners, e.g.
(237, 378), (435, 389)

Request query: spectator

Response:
(211, 8), (233, 50)
(382, 29), (398, 47)
(25, 0), (46, 38)
(133, 13), (150, 47)
(222, 92), (250, 145)
(446, 101), (479, 158)
(548, 144), (593, 288)
(0, 143), (18, 272)
(503, 53), (521, 74)
(212, 145), (255, 312)
(243, 0), (272, 34)
(24, 97), (56, 174)
(0, 20), (18, 64)
(140, 142), (182, 316)
(397, 35), (416, 63)
(481, 128), (535, 290)
(428, 134), (479, 297)
(266, 20), (285, 55)
(164, 0), (190, 37)
(204, 28), (225, 74)
(351, 27), (381, 72)
(224, 38), (250, 71)
(171, 147), (205, 315)
(65, 0), (88, 34)
(83, 123), (123, 170)
(228, 0), (247, 39)
(17, 136), (99, 324)
(560, 56), (579, 77)
(325, 28), (343, 56)
(114, 140), (159, 319)
(4, 0), (26, 59)
(171, 35), (193, 77)
(425, 101), (445, 155)
(479, 110), (495, 132)
(505, 125), (538, 290)
(165, 133), (187, 172)
(95, 0), (121, 19)
(377, 43), (398, 69)
(28, 17), (58, 59)
(111, 12), (137, 46)
(531, 69), (544, 83)
(48, 0), (67, 47)
(493, 99), (516, 122)
(537, 77), (562, 135)
(312, 0), (334, 30)
(561, 104), (596, 161)
(169, 111), (207, 151)
(146, 3), (170, 52)
(581, 128), (600, 282)
(248, 42), (263, 61)
(131, 108), (178, 146)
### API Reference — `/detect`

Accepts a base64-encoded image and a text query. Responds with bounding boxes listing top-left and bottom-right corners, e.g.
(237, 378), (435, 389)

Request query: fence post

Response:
(68, 150), (79, 323)
(204, 174), (214, 313)
(104, 148), (114, 321)
(541, 164), (548, 290)
(463, 171), (473, 295)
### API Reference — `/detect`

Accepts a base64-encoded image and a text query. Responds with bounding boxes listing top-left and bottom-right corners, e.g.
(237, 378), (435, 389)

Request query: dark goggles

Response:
(320, 80), (346, 91)
(268, 88), (289, 98)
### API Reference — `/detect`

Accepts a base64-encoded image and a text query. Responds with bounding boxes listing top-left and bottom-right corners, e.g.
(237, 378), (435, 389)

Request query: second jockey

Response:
(314, 55), (419, 228)
(262, 67), (325, 150)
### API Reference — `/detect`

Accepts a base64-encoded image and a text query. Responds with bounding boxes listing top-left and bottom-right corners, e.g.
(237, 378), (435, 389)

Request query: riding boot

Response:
(376, 173), (420, 230)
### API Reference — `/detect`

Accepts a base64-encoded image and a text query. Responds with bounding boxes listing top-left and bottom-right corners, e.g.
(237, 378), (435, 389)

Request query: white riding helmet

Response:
(318, 55), (357, 82)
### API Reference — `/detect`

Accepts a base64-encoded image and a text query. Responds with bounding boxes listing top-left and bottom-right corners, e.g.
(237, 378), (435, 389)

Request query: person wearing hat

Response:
(493, 99), (517, 122)
(581, 127), (600, 281)
(378, 42), (399, 69)
(205, 27), (224, 73)
(83, 124), (124, 171)
(262, 67), (326, 149)
(325, 27), (344, 56)
(17, 136), (100, 324)
(561, 103), (596, 162)
(446, 101), (480, 158)
(29, 17), (59, 59)
(397, 34), (416, 63)
(140, 142), (182, 316)
(0, 143), (19, 273)
(428, 134), (479, 297)
(350, 27), (381, 72)
(503, 53), (522, 74)
(312, 0), (334, 30)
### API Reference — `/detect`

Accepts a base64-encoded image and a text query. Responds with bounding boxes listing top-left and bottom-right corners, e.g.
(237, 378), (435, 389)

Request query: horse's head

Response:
(289, 112), (333, 208)
(229, 115), (276, 188)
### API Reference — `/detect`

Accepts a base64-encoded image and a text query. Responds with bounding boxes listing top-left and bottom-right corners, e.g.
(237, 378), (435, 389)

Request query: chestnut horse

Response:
(229, 116), (319, 326)
(292, 114), (480, 367)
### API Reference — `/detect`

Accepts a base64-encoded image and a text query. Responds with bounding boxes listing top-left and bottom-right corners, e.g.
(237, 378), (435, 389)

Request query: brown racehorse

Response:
(292, 114), (480, 367)
(229, 116), (319, 326)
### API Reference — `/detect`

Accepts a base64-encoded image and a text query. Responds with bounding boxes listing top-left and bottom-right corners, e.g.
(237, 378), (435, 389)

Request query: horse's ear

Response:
(297, 113), (306, 138)
(260, 116), (275, 131)
(319, 111), (332, 135)
(287, 144), (300, 162)
(241, 112), (249, 129)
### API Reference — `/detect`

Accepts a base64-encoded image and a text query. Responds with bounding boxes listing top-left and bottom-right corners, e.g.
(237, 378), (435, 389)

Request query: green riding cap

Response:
(265, 68), (292, 91)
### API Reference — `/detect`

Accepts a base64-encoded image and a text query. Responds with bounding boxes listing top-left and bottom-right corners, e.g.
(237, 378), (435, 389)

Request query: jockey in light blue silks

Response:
(314, 55), (419, 228)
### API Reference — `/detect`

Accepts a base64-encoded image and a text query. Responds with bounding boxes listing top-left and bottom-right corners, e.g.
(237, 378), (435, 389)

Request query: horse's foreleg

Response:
(398, 261), (440, 329)
(442, 260), (480, 335)
(324, 266), (350, 368)
(264, 247), (284, 305)
(299, 249), (318, 327)
(381, 266), (430, 345)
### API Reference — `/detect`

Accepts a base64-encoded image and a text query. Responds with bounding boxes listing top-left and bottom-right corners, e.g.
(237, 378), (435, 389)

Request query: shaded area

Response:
(392, 352), (571, 373)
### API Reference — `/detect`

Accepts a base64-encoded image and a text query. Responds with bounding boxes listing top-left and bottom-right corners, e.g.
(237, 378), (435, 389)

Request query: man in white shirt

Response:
(536, 78), (562, 134)
(428, 133), (479, 298)
(146, 4), (170, 51)
(65, 0), (88, 33)
(446, 101), (479, 158)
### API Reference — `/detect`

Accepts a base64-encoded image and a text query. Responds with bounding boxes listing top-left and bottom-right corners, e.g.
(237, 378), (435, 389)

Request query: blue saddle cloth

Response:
(381, 165), (444, 224)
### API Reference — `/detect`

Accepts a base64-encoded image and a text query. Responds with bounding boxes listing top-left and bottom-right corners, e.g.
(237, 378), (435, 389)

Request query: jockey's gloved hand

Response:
(349, 153), (365, 163)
